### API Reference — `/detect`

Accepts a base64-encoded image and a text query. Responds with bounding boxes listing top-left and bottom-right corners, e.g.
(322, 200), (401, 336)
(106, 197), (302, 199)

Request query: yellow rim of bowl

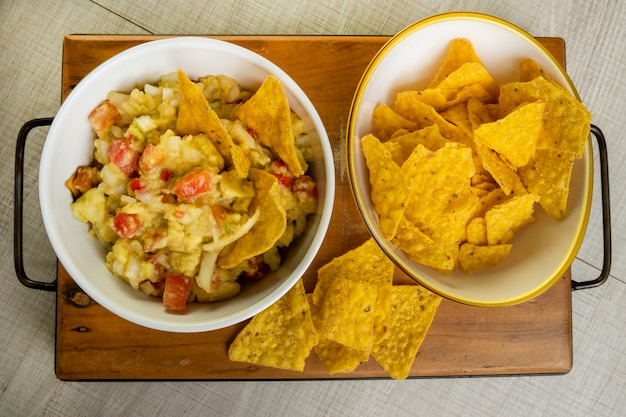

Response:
(347, 12), (594, 307)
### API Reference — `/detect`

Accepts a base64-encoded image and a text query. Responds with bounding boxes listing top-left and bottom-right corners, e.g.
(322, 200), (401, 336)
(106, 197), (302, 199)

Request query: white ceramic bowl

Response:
(347, 13), (593, 306)
(40, 37), (335, 332)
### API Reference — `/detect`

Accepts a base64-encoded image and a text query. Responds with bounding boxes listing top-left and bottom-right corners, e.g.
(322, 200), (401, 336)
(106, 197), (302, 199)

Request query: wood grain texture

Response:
(56, 35), (572, 380)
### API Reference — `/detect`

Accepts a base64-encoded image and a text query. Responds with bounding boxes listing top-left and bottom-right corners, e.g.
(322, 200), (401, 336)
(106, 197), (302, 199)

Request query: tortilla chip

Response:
(440, 103), (472, 134)
(429, 38), (485, 88)
(466, 217), (488, 246)
(467, 97), (497, 131)
(313, 338), (371, 375)
(403, 142), (475, 232)
(227, 280), (318, 372)
(176, 68), (249, 177)
(403, 88), (447, 110)
(308, 294), (370, 374)
(361, 134), (414, 239)
(499, 76), (591, 158)
(372, 285), (442, 380)
(519, 58), (557, 85)
(394, 92), (473, 147)
(518, 149), (575, 220)
(425, 191), (480, 254)
(474, 101), (547, 168)
(392, 218), (455, 274)
(236, 75), (305, 176)
(474, 187), (509, 218)
(318, 276), (378, 351)
(485, 193), (540, 245)
(372, 104), (418, 142)
(474, 142), (527, 196)
(312, 238), (394, 343)
(383, 125), (446, 165)
(435, 62), (499, 103)
(217, 168), (286, 269)
(459, 243), (512, 273)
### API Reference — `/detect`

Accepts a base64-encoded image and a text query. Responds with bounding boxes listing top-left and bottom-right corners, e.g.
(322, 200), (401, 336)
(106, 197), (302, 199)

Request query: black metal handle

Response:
(572, 124), (612, 291)
(14, 117), (57, 291)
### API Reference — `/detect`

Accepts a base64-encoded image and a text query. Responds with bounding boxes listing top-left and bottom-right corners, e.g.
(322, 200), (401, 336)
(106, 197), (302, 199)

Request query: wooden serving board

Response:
(56, 35), (572, 380)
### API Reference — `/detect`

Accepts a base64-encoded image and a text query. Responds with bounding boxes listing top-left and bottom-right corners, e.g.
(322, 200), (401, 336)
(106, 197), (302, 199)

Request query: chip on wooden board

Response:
(227, 280), (318, 372)
(310, 240), (442, 378)
(312, 238), (394, 344)
(313, 338), (371, 375)
(317, 276), (378, 351)
(307, 295), (370, 375)
(228, 239), (443, 379)
(371, 285), (442, 380)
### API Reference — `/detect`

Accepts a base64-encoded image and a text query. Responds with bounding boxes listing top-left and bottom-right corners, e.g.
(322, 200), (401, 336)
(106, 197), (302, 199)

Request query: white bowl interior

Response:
(348, 13), (593, 306)
(40, 37), (334, 332)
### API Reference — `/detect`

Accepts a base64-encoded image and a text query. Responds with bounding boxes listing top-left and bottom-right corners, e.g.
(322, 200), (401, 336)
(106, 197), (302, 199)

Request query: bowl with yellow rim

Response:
(347, 13), (594, 306)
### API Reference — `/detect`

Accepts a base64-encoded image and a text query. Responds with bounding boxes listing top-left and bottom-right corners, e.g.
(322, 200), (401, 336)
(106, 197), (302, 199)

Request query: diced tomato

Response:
(128, 178), (143, 192)
(172, 169), (212, 200)
(108, 139), (139, 176)
(88, 100), (119, 136)
(112, 212), (141, 238)
(163, 273), (191, 312)
(271, 159), (288, 173)
(269, 160), (293, 187)
(139, 144), (167, 174)
(160, 168), (173, 182)
(246, 127), (257, 139)
(275, 175), (293, 188)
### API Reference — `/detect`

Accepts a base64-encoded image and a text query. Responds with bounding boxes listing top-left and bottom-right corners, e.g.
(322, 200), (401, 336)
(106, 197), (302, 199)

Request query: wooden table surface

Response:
(55, 35), (572, 380)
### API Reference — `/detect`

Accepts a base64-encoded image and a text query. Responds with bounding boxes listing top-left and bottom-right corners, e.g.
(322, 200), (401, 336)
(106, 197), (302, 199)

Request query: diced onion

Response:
(230, 121), (256, 150)
(202, 208), (260, 252)
(144, 83), (160, 97)
(195, 251), (218, 293)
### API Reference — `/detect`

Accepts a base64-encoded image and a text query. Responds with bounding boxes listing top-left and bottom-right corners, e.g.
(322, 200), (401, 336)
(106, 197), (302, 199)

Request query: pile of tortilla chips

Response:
(228, 239), (443, 379)
(363, 38), (592, 274)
